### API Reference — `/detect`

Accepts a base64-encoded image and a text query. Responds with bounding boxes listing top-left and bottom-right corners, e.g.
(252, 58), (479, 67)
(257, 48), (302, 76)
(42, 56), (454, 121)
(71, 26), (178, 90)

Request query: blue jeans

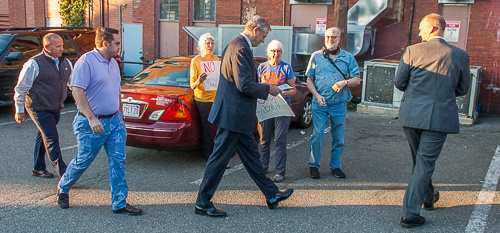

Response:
(58, 111), (128, 210)
(26, 109), (67, 176)
(308, 101), (346, 171)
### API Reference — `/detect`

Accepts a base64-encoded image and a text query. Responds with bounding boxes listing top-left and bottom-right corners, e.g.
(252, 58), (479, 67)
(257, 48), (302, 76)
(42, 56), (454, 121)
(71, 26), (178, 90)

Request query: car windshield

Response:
(128, 68), (190, 88)
(0, 34), (13, 54)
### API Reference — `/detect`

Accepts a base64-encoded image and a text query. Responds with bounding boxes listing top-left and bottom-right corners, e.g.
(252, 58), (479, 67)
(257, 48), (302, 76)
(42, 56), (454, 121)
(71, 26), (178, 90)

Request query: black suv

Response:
(0, 27), (95, 106)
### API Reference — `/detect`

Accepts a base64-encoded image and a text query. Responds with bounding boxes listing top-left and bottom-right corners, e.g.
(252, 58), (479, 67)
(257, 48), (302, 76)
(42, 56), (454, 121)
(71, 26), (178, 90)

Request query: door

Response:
(122, 23), (143, 79)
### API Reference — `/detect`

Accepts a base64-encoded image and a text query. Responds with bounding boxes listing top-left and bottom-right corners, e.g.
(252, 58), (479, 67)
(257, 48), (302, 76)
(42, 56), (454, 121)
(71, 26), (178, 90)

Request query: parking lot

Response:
(0, 100), (499, 232)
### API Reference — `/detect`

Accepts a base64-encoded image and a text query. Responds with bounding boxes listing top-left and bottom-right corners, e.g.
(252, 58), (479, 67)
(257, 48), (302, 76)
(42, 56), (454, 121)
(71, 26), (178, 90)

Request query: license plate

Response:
(123, 104), (140, 118)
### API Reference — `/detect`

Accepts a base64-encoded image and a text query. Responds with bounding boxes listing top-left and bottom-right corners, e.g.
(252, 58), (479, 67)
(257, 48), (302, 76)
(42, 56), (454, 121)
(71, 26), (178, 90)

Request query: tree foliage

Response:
(59, 0), (89, 27)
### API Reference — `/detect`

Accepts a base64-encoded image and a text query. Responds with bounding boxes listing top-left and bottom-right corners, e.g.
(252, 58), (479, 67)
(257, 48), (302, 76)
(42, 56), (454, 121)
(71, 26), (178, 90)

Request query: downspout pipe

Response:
(119, 4), (127, 58)
(283, 0), (286, 26)
(407, 0), (416, 47)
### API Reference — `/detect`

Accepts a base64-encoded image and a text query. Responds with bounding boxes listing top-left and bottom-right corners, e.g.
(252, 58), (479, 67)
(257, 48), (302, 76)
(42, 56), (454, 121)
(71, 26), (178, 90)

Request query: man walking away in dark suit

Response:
(395, 13), (470, 228)
(195, 16), (294, 218)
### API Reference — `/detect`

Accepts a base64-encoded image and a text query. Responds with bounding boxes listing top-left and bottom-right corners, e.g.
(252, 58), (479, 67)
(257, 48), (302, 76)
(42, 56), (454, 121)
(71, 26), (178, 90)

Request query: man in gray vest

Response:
(14, 33), (72, 178)
(395, 13), (470, 228)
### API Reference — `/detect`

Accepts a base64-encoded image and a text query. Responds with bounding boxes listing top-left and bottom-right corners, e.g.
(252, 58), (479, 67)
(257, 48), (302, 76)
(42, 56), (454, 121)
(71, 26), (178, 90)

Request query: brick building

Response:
(1, 0), (499, 114)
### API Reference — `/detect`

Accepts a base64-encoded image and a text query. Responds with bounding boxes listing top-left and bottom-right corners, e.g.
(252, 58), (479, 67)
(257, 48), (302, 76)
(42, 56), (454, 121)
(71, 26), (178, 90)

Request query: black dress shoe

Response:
(400, 216), (425, 228)
(310, 167), (320, 179)
(266, 188), (294, 209)
(57, 191), (69, 209)
(113, 203), (143, 215)
(423, 190), (440, 211)
(195, 205), (227, 217)
(33, 170), (55, 178)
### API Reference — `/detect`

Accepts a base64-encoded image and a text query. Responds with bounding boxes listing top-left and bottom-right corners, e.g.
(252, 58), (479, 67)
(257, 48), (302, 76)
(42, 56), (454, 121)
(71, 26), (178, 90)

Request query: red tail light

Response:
(159, 102), (191, 121)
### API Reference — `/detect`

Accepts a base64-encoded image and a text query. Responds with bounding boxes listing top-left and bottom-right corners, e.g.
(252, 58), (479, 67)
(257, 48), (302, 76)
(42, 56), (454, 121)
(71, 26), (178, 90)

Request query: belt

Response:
(78, 111), (117, 119)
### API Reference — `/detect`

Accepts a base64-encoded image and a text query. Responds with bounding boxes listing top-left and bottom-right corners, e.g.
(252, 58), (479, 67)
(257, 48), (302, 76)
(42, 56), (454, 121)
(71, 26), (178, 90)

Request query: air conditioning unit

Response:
(438, 0), (474, 4)
(289, 0), (332, 5)
(357, 59), (481, 125)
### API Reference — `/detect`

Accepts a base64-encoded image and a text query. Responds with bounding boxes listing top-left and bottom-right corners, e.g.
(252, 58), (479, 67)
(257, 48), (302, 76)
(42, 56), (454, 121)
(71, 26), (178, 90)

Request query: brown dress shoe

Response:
(423, 190), (440, 211)
(32, 170), (55, 178)
(113, 203), (143, 215)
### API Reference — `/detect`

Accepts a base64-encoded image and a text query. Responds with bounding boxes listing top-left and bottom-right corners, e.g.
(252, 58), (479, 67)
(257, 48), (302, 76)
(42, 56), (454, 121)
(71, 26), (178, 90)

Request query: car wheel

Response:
(297, 96), (312, 128)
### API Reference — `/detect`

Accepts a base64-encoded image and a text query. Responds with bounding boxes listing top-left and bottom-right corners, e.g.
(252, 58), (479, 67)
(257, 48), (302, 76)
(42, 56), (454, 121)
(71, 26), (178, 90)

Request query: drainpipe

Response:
(119, 4), (127, 58)
(407, 0), (416, 47)
(283, 0), (286, 26)
(98, 0), (102, 27)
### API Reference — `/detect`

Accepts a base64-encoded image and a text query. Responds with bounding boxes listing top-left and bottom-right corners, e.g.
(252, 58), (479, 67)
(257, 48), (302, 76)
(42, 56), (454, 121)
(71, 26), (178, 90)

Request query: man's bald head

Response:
(42, 33), (64, 58)
(419, 13), (446, 41)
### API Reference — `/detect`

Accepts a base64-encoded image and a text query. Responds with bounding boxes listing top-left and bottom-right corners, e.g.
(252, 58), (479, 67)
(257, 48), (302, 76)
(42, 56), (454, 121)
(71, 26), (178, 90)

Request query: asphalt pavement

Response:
(0, 100), (499, 233)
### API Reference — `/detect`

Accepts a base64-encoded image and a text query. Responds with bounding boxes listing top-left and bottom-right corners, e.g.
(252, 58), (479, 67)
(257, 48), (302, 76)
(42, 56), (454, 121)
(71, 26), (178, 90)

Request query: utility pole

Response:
(332, 0), (348, 50)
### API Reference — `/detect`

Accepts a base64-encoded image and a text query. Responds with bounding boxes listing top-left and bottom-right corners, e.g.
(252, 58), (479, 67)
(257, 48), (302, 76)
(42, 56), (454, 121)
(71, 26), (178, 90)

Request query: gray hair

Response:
(245, 15), (271, 33)
(197, 32), (215, 54)
(266, 39), (284, 54)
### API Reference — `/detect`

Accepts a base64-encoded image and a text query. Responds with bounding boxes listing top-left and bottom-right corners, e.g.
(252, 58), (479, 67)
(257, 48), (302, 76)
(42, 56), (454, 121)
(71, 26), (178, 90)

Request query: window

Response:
(194, 0), (216, 21)
(61, 35), (78, 56)
(160, 0), (179, 20)
(10, 36), (40, 59)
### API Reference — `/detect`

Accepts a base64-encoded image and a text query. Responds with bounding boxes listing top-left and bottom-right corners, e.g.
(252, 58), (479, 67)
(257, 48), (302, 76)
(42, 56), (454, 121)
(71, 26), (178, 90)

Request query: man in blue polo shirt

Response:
(57, 28), (142, 215)
(306, 27), (361, 179)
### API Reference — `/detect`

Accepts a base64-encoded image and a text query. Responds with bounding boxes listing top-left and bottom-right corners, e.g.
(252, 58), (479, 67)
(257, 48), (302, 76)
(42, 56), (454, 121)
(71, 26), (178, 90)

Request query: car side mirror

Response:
(5, 52), (23, 61)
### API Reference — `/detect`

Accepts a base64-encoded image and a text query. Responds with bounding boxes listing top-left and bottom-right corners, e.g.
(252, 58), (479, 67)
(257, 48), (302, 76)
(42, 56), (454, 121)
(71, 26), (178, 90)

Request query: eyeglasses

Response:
(270, 50), (282, 53)
(325, 36), (339, 39)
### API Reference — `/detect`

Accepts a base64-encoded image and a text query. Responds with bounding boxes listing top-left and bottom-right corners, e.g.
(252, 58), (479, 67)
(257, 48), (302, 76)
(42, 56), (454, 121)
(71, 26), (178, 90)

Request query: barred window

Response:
(194, 0), (216, 21)
(160, 0), (179, 20)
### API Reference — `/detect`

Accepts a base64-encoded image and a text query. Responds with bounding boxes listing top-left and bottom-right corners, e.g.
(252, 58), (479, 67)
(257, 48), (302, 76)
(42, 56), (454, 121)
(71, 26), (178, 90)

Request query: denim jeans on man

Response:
(308, 101), (346, 171)
(26, 109), (67, 176)
(58, 111), (128, 210)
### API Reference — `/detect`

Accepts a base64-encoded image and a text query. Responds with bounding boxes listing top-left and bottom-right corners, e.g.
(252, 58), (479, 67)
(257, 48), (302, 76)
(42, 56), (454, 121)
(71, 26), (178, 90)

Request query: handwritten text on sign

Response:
(200, 61), (221, 91)
(256, 94), (295, 122)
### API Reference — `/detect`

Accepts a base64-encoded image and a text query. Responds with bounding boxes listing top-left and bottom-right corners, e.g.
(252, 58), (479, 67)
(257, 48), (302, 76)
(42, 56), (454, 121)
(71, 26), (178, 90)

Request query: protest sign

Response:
(200, 61), (221, 91)
(256, 94), (295, 122)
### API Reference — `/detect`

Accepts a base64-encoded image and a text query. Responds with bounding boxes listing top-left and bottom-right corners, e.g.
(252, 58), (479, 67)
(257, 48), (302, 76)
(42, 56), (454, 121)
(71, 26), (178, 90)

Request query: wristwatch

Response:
(345, 80), (348, 85)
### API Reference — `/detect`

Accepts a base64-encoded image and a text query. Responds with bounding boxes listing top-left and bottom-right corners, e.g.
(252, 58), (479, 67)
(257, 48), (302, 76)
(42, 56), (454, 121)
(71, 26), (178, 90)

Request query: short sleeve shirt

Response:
(305, 48), (360, 104)
(71, 49), (121, 115)
(258, 61), (294, 102)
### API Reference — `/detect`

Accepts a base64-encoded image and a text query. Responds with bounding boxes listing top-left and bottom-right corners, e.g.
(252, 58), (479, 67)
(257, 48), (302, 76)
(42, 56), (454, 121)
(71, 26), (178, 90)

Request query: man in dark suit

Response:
(195, 16), (294, 217)
(395, 13), (470, 228)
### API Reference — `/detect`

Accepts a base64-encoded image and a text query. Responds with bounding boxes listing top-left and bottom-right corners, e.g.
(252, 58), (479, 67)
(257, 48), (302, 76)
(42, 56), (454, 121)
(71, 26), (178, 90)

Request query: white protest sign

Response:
(200, 61), (221, 91)
(256, 94), (295, 122)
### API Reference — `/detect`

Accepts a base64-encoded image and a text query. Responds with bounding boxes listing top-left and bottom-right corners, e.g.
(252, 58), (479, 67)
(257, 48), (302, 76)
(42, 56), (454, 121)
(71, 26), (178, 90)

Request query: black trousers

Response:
(402, 127), (447, 219)
(196, 127), (279, 208)
(195, 101), (215, 158)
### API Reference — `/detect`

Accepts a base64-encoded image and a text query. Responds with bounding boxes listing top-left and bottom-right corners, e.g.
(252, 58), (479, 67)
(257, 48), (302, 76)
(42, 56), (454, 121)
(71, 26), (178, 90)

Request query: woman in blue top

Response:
(257, 39), (296, 182)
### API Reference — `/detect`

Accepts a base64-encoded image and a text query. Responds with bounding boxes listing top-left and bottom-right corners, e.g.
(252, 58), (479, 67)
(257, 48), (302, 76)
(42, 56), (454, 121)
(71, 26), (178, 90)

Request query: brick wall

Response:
(8, 0), (26, 27)
(399, 0), (440, 52)
(178, 0), (189, 56)
(468, 1), (500, 114)
(0, 0), (8, 14)
(34, 0), (46, 26)
(46, 0), (61, 26)
(253, 0), (290, 26)
(216, 0), (241, 25)
(25, 0), (35, 26)
(131, 0), (155, 61)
